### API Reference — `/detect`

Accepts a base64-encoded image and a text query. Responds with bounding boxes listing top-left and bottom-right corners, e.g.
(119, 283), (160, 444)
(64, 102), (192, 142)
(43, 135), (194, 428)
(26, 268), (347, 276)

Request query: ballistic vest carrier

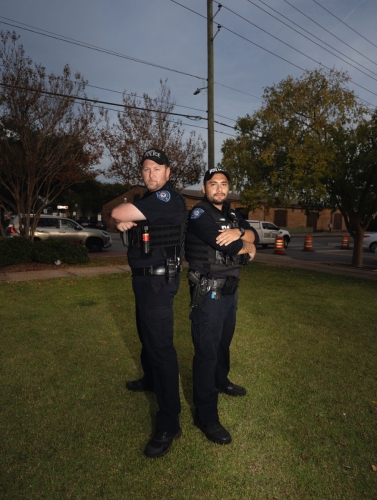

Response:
(127, 186), (186, 263)
(185, 200), (243, 272)
(127, 222), (185, 260)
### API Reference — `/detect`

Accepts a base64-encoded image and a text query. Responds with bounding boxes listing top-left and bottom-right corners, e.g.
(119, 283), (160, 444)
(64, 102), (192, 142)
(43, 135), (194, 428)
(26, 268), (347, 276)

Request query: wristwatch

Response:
(238, 227), (245, 237)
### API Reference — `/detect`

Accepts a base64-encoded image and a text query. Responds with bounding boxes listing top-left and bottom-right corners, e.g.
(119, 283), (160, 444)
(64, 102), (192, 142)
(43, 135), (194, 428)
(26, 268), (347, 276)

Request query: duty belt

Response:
(209, 278), (227, 289)
(132, 266), (166, 277)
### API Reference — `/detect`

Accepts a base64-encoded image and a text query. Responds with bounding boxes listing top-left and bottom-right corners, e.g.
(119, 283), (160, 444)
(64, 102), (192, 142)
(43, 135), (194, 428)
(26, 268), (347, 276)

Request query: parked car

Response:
(77, 217), (91, 227)
(6, 215), (112, 252)
(77, 217), (107, 231)
(363, 232), (377, 253)
(247, 220), (291, 248)
(89, 219), (107, 230)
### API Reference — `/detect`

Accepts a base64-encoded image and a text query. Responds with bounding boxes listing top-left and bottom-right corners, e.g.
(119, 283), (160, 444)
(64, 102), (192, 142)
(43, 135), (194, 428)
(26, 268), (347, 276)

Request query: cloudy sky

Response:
(1, 0), (377, 183)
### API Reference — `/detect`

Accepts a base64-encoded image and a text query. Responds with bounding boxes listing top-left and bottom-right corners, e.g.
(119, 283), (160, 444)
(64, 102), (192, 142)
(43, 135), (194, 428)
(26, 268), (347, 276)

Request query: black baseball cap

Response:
(141, 148), (169, 167)
(203, 167), (230, 183)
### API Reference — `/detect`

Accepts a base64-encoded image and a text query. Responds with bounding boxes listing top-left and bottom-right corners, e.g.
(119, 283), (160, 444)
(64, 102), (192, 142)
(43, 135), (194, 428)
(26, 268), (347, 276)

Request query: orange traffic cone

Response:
(274, 236), (285, 255)
(303, 234), (314, 251)
(340, 235), (350, 249)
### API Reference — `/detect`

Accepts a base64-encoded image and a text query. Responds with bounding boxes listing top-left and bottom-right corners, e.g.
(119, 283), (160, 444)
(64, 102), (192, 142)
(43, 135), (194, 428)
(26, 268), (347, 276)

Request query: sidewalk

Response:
(1, 253), (376, 282)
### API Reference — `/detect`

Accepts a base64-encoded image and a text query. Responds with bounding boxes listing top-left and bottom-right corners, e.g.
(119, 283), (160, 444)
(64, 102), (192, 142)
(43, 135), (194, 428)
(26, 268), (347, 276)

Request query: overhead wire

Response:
(0, 17), (202, 80)
(86, 84), (237, 123)
(171, 0), (377, 105)
(0, 82), (203, 120)
(0, 15), (260, 101)
(242, 0), (377, 79)
(311, 0), (377, 50)
(218, 2), (377, 84)
(0, 61), (238, 124)
(0, 82), (237, 136)
(281, 0), (377, 67)
(90, 103), (237, 137)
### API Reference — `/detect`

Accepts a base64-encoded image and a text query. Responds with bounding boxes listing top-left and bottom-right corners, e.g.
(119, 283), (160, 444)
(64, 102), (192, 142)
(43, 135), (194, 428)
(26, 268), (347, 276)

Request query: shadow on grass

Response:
(102, 271), (194, 433)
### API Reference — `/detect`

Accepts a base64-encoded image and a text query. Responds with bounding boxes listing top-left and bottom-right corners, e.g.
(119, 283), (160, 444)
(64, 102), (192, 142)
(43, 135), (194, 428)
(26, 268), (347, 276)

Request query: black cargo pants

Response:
(132, 275), (181, 432)
(189, 290), (238, 424)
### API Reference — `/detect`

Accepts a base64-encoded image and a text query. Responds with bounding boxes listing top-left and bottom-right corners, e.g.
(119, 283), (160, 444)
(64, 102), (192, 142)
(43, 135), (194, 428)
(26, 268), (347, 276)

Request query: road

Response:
(104, 232), (376, 268)
(264, 234), (376, 267)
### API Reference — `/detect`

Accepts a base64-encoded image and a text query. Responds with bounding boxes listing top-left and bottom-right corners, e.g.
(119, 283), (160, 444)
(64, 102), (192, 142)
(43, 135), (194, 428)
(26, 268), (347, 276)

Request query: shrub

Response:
(0, 237), (33, 267)
(32, 240), (89, 264)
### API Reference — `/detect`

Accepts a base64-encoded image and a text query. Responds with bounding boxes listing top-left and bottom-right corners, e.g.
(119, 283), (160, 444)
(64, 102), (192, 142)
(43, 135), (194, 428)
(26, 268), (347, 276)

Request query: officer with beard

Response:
(185, 167), (258, 445)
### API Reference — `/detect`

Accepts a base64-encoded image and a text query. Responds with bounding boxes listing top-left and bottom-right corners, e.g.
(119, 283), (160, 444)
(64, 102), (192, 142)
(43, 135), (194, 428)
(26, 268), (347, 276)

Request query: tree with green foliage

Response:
(221, 68), (377, 267)
(0, 31), (103, 239)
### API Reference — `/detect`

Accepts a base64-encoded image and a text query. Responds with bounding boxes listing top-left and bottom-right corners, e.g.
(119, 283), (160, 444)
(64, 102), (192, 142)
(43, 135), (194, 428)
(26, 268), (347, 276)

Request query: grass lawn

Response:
(1, 263), (376, 499)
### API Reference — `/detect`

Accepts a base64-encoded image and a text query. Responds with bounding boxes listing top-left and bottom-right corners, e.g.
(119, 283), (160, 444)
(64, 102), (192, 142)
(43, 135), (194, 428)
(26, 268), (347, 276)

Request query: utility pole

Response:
(207, 0), (215, 171)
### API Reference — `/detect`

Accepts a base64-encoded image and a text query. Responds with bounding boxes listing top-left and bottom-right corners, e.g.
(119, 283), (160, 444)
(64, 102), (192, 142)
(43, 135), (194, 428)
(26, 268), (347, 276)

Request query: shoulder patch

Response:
(156, 190), (171, 202)
(191, 208), (204, 219)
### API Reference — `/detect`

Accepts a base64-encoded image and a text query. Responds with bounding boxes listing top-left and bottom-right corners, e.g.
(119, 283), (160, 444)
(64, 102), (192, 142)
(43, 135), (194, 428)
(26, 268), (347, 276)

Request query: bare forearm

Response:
(111, 203), (146, 232)
(111, 203), (146, 223)
(237, 241), (256, 255)
(241, 229), (255, 243)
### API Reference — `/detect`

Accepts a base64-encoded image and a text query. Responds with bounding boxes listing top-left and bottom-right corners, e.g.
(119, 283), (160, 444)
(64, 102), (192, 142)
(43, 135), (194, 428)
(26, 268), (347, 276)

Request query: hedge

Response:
(0, 238), (89, 267)
(0, 237), (34, 267)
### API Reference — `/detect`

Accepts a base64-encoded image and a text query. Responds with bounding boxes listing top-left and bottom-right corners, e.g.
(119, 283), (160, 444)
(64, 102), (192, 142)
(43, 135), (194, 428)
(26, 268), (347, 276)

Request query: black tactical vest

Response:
(185, 199), (243, 272)
(127, 188), (186, 263)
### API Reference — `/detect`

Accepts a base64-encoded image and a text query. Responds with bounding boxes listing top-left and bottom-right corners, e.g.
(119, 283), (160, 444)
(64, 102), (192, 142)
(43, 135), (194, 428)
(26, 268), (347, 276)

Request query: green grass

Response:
(1, 264), (376, 499)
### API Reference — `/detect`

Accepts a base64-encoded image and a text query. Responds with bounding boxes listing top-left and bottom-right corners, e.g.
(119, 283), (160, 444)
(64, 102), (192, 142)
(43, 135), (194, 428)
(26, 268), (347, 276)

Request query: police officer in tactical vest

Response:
(185, 167), (258, 445)
(112, 148), (186, 458)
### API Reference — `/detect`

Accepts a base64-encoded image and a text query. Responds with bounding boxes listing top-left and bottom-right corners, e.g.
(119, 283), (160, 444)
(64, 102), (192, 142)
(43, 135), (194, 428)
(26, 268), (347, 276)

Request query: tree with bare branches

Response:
(101, 80), (206, 188)
(0, 31), (104, 238)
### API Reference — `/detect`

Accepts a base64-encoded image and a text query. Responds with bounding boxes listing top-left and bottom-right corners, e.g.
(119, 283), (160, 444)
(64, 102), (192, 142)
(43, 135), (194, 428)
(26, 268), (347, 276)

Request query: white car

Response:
(363, 232), (377, 253)
(247, 220), (291, 248)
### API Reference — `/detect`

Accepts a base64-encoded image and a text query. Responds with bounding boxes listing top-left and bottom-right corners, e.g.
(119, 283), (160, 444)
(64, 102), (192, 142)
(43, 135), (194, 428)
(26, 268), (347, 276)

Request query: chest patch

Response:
(191, 208), (204, 219)
(156, 190), (171, 202)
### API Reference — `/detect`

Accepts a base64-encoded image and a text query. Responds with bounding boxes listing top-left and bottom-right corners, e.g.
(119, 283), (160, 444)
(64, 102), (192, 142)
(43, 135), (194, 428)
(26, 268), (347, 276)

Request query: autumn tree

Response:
(221, 68), (376, 268)
(0, 31), (104, 239)
(101, 80), (206, 188)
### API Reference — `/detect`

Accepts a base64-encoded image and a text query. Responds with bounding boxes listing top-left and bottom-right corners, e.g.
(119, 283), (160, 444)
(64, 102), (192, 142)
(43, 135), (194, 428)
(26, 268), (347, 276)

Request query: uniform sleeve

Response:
(187, 209), (243, 256)
(133, 189), (185, 225)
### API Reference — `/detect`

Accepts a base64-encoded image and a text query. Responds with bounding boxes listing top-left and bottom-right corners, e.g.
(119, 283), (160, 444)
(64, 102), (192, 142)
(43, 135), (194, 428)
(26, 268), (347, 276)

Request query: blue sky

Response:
(1, 0), (376, 182)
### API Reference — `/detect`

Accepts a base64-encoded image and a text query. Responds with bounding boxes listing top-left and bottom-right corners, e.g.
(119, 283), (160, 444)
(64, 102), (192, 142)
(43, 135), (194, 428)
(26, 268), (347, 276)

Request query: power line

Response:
(0, 62), (238, 123)
(0, 16), (259, 102)
(171, 0), (377, 104)
(282, 0), (377, 67)
(90, 103), (237, 137)
(241, 0), (377, 79)
(0, 17), (203, 79)
(219, 2), (377, 84)
(311, 0), (377, 49)
(170, 1), (262, 100)
(222, 22), (377, 99)
(0, 61), (239, 127)
(215, 82), (262, 100)
(171, 0), (303, 71)
(86, 84), (237, 123)
(0, 82), (203, 120)
(0, 81), (237, 135)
